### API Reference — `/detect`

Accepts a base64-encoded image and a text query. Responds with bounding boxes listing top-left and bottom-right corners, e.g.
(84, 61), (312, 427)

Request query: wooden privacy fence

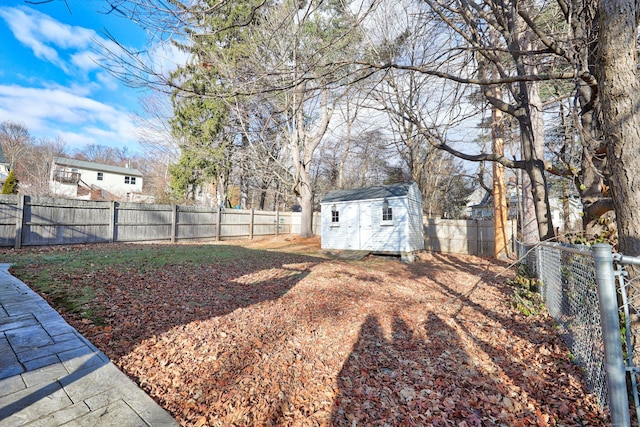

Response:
(0, 195), (312, 249)
(0, 195), (511, 256)
(424, 217), (517, 257)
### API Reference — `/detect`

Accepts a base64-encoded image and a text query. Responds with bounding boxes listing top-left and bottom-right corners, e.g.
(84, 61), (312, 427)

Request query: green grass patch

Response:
(3, 243), (309, 325)
(9, 244), (250, 272)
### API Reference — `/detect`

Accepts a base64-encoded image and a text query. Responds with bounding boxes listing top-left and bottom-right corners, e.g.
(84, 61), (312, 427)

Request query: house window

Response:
(331, 204), (339, 225)
(97, 172), (103, 181)
(124, 176), (136, 185)
(382, 199), (393, 223)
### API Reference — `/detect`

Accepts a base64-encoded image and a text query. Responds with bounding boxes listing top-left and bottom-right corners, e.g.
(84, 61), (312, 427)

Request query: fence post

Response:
(275, 209), (280, 236)
(593, 243), (631, 427)
(109, 201), (115, 243)
(170, 205), (177, 243)
(249, 208), (254, 240)
(216, 208), (222, 241)
(14, 194), (24, 249)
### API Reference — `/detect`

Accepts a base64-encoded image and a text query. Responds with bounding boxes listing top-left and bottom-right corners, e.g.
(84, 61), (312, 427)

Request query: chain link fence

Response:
(519, 241), (640, 426)
(517, 243), (640, 426)
(615, 252), (640, 424)
(518, 242), (609, 408)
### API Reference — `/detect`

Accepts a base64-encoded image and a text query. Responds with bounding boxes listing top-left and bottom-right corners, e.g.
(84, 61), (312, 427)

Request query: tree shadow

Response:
(4, 245), (607, 425)
(8, 243), (322, 360)
(330, 249), (607, 426)
(332, 313), (486, 426)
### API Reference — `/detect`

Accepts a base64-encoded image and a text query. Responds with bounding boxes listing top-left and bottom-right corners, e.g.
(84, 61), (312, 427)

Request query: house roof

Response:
(321, 182), (415, 203)
(53, 157), (143, 177)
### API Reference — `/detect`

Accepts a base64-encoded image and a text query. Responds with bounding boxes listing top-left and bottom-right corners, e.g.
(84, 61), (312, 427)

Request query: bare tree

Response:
(102, 0), (376, 236)
(20, 137), (67, 196)
(74, 144), (131, 166)
(132, 93), (180, 202)
(0, 121), (68, 196)
(0, 121), (32, 171)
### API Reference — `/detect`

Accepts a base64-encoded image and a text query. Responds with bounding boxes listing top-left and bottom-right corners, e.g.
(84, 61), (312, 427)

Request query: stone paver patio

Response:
(0, 264), (177, 426)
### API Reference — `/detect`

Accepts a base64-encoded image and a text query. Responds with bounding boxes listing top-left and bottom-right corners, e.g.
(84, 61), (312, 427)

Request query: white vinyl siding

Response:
(50, 158), (143, 198)
(320, 182), (424, 253)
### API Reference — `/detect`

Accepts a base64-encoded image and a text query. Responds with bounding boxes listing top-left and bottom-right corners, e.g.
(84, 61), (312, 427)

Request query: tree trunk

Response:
(523, 29), (554, 243)
(520, 167), (540, 244)
(521, 139), (554, 242)
(569, 0), (612, 238)
(298, 183), (314, 237)
(597, 0), (640, 256)
(216, 173), (228, 209)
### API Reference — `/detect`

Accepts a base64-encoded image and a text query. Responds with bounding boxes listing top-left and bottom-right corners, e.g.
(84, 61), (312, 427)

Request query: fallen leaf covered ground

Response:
(6, 237), (606, 426)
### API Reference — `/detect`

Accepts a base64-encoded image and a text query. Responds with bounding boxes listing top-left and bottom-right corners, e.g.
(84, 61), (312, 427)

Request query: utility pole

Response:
(492, 87), (509, 259)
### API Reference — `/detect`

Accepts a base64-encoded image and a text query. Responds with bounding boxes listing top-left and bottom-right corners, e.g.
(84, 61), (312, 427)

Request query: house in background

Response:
(466, 177), (583, 232)
(320, 182), (424, 261)
(50, 157), (144, 201)
(0, 145), (10, 186)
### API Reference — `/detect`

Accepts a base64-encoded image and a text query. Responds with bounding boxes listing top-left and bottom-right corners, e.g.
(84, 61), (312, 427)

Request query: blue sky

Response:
(0, 0), (180, 153)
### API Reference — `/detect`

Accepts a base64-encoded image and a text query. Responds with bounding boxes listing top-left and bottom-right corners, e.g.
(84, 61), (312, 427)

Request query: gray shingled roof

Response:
(321, 182), (414, 203)
(53, 157), (143, 177)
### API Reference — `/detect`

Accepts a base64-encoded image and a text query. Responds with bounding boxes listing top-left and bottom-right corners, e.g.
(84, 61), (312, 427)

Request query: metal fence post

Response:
(593, 243), (631, 427)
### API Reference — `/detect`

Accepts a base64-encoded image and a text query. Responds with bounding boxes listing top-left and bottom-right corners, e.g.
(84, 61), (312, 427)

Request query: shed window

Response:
(331, 205), (339, 224)
(97, 172), (103, 181)
(382, 199), (393, 222)
(125, 176), (136, 185)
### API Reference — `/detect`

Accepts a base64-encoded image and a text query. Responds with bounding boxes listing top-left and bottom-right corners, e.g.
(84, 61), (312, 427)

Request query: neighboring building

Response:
(50, 157), (144, 201)
(466, 188), (519, 220)
(467, 178), (583, 232)
(0, 145), (10, 185)
(320, 182), (424, 259)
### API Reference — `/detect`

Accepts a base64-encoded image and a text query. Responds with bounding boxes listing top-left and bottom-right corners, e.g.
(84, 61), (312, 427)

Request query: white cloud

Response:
(0, 6), (98, 72)
(147, 40), (190, 77)
(95, 72), (120, 91)
(0, 6), (166, 154)
(0, 84), (139, 151)
(71, 51), (100, 71)
(0, 6), (121, 79)
(0, 7), (64, 67)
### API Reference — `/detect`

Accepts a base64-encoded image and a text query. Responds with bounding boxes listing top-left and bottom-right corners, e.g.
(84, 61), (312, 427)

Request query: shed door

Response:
(344, 204), (359, 249)
(359, 203), (373, 250)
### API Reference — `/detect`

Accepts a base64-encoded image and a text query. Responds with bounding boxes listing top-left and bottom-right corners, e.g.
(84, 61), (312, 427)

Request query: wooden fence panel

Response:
(424, 218), (515, 256)
(0, 195), (18, 247)
(218, 209), (249, 240)
(176, 207), (217, 240)
(278, 212), (292, 235)
(114, 203), (173, 242)
(290, 212), (320, 235)
(252, 210), (279, 237)
(23, 197), (111, 246)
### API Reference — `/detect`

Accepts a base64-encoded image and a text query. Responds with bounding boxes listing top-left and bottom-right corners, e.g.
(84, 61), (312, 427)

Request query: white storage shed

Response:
(320, 182), (424, 257)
